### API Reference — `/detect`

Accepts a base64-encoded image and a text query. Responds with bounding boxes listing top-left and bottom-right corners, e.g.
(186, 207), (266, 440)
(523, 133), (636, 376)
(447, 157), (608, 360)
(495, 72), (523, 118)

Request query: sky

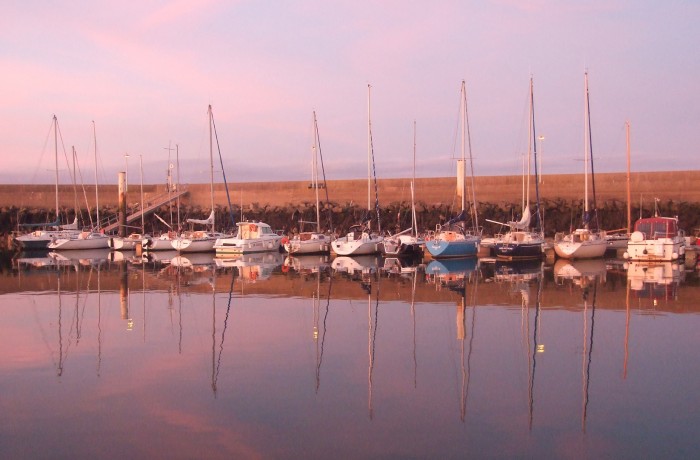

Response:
(1, 0), (698, 186)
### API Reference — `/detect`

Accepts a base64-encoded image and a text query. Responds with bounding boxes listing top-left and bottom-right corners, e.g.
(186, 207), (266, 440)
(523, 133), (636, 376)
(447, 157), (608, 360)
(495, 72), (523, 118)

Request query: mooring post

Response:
(118, 171), (127, 237)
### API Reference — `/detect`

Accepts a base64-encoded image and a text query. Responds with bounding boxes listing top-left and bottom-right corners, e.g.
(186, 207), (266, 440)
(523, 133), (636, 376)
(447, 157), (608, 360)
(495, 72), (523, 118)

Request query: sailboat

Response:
(141, 146), (181, 251)
(492, 77), (545, 261)
(425, 80), (481, 259)
(554, 72), (607, 260)
(383, 121), (424, 256)
(330, 84), (383, 256)
(284, 111), (332, 255)
(173, 105), (231, 253)
(14, 115), (80, 250)
(48, 121), (110, 250)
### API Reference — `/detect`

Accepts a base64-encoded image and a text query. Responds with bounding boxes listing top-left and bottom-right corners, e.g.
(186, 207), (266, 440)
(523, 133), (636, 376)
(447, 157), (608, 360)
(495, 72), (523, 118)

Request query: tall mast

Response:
(53, 115), (59, 222)
(367, 84), (372, 217)
(464, 80), (479, 232)
(412, 120), (417, 237)
(208, 105), (215, 232)
(527, 78), (533, 208)
(93, 121), (99, 231)
(176, 144), (181, 230)
(140, 154), (145, 233)
(626, 121), (632, 233)
(460, 81), (466, 213)
(583, 73), (590, 217)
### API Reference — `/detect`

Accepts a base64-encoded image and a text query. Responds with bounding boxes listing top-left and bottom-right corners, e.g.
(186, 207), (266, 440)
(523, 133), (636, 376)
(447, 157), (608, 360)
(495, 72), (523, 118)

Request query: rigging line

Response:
(210, 106), (236, 230)
(528, 275), (543, 431)
(585, 73), (600, 230)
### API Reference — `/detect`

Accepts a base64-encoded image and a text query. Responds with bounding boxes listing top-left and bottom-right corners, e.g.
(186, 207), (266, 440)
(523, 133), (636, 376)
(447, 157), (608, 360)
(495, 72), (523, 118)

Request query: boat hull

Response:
(48, 232), (110, 250)
(425, 237), (479, 259)
(331, 235), (383, 256)
(214, 235), (282, 255)
(554, 238), (607, 260)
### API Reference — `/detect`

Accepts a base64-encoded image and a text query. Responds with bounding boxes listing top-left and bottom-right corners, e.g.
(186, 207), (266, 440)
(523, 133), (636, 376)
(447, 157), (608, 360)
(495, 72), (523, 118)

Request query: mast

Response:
(53, 115), (59, 223)
(583, 74), (590, 219)
(526, 79), (532, 208)
(531, 77), (542, 234)
(176, 144), (181, 231)
(464, 80), (479, 232)
(93, 121), (100, 231)
(585, 72), (599, 230)
(208, 105), (215, 233)
(412, 120), (418, 237)
(367, 85), (372, 222)
(460, 81), (466, 213)
(626, 122), (632, 233)
(139, 154), (145, 233)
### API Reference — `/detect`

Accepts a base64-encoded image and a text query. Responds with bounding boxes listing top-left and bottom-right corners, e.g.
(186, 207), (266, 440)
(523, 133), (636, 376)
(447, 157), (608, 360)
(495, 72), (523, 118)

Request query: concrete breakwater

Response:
(2, 171), (699, 246)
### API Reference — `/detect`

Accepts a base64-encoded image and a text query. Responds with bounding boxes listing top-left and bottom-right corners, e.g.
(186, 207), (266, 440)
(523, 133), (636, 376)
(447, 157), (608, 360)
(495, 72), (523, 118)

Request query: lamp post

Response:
(537, 135), (545, 184)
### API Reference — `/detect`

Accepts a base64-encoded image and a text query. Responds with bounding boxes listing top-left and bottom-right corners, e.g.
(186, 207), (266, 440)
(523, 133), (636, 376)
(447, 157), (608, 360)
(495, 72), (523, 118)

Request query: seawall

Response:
(2, 171), (699, 209)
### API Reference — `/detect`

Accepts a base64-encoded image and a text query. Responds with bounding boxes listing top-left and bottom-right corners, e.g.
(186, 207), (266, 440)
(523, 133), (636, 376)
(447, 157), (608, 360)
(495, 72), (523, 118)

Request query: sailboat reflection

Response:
(492, 259), (543, 284)
(382, 255), (423, 276)
(283, 254), (331, 276)
(425, 258), (478, 291)
(215, 252), (284, 282)
(211, 271), (235, 397)
(553, 258), (607, 287)
(312, 268), (333, 393)
(49, 249), (110, 267)
(332, 255), (379, 293)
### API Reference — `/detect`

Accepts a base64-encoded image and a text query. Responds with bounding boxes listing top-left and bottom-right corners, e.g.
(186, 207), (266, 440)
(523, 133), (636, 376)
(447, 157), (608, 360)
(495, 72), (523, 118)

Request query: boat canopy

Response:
(634, 217), (678, 239)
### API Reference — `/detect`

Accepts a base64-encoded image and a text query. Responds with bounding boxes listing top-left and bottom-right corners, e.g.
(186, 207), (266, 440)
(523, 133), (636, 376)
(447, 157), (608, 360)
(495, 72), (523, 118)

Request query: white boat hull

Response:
(331, 233), (383, 256)
(624, 232), (685, 262)
(48, 232), (110, 250)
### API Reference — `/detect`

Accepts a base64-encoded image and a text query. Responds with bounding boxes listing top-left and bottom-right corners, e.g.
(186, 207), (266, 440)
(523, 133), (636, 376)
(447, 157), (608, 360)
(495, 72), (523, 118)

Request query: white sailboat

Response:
(48, 121), (110, 250)
(554, 72), (607, 260)
(14, 115), (81, 249)
(173, 105), (230, 253)
(383, 120), (424, 256)
(284, 111), (332, 255)
(425, 81), (481, 259)
(492, 77), (545, 261)
(331, 84), (383, 256)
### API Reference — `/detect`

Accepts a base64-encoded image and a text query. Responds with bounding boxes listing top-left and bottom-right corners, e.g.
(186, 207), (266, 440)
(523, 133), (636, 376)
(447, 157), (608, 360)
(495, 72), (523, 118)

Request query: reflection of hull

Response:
(553, 259), (606, 287)
(283, 254), (331, 273)
(170, 253), (217, 268)
(48, 249), (110, 265)
(426, 258), (477, 289)
(382, 255), (423, 275)
(215, 252), (284, 281)
(141, 250), (179, 264)
(331, 255), (379, 274)
(626, 261), (683, 292)
(493, 259), (542, 282)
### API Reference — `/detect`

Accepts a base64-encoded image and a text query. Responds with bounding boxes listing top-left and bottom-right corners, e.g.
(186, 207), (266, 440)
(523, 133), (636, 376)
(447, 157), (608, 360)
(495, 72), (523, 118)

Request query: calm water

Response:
(2, 251), (699, 459)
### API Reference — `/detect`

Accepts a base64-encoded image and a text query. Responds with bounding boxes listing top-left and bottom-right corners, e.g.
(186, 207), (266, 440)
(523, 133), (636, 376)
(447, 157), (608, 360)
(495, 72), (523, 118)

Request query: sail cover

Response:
(508, 205), (531, 230)
(186, 210), (215, 226)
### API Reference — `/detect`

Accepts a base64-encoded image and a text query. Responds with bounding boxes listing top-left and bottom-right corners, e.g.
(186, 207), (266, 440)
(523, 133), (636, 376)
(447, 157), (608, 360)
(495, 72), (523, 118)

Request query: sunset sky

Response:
(1, 1), (697, 185)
